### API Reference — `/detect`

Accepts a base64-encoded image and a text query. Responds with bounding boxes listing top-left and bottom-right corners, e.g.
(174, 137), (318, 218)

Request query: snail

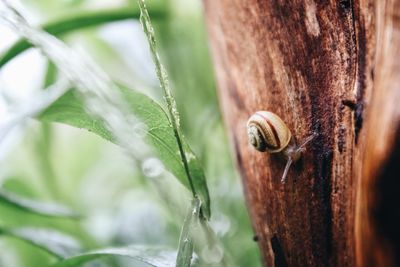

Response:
(247, 111), (315, 183)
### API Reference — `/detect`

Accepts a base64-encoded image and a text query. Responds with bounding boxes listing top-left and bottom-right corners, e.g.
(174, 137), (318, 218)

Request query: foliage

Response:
(0, 0), (261, 266)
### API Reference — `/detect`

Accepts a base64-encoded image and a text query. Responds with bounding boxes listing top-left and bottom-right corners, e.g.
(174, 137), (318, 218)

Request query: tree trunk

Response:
(203, 1), (400, 266)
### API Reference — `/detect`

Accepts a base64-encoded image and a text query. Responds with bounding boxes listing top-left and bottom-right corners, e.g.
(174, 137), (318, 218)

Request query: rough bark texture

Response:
(204, 0), (400, 266)
(356, 1), (400, 266)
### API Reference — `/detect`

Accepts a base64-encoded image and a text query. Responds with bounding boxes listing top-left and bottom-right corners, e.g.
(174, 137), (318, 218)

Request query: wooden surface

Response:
(204, 0), (400, 266)
(356, 1), (400, 266)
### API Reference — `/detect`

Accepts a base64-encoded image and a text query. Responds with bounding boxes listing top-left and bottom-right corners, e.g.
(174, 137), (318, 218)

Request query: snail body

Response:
(247, 111), (315, 183)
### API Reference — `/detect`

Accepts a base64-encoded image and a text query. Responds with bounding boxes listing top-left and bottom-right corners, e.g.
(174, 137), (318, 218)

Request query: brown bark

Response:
(203, 0), (400, 266)
(356, 1), (400, 266)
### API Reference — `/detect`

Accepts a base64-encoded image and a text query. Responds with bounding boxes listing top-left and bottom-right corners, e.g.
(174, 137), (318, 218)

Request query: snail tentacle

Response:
(281, 157), (293, 183)
(247, 111), (315, 184)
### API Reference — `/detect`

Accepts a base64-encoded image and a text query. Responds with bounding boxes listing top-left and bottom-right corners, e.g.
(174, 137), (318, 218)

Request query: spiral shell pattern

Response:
(247, 111), (291, 153)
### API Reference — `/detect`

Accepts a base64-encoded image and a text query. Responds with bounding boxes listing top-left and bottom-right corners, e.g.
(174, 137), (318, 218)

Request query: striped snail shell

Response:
(247, 110), (316, 183)
(247, 111), (291, 153)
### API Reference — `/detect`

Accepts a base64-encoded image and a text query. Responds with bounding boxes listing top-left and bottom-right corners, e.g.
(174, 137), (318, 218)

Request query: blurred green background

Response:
(0, 0), (261, 266)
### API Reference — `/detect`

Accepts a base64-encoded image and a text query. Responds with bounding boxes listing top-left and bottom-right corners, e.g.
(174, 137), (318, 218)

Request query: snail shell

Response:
(247, 111), (291, 153)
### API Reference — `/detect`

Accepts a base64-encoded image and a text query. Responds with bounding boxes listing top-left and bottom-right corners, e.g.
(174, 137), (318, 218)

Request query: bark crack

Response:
(271, 235), (288, 267)
(350, 0), (367, 143)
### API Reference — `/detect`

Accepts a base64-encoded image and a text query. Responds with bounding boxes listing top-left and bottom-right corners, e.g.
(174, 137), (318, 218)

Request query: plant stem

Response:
(0, 7), (167, 68)
(138, 0), (197, 198)
(175, 198), (200, 267)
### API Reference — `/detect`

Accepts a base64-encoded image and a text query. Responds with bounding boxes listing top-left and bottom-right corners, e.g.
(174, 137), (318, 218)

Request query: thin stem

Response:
(0, 7), (167, 68)
(175, 198), (200, 267)
(138, 0), (197, 198)
(38, 61), (59, 200)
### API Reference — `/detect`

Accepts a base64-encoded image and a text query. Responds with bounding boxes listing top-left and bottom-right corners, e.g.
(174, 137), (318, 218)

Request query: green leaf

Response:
(0, 227), (82, 259)
(38, 86), (210, 217)
(0, 7), (167, 68)
(175, 198), (201, 267)
(48, 246), (176, 267)
(182, 142), (210, 219)
(36, 61), (61, 200)
(0, 188), (79, 218)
